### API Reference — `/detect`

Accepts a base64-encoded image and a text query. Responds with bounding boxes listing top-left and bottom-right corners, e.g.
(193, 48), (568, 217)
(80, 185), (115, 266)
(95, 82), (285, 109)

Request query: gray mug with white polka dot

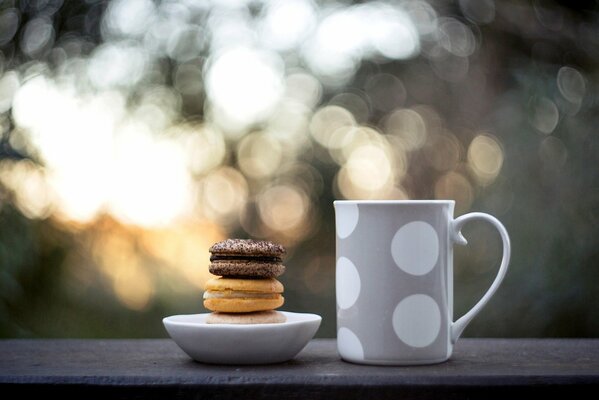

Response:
(334, 200), (510, 365)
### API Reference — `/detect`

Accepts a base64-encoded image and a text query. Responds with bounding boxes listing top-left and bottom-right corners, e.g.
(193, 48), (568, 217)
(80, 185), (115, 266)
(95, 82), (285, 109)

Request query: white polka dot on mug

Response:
(334, 200), (511, 365)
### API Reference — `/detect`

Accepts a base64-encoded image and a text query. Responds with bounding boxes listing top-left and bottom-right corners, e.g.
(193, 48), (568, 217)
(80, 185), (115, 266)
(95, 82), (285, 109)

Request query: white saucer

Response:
(163, 311), (322, 364)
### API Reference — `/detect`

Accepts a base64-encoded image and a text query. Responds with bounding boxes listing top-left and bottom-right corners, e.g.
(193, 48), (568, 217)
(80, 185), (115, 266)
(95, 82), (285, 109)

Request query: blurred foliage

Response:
(0, 0), (598, 338)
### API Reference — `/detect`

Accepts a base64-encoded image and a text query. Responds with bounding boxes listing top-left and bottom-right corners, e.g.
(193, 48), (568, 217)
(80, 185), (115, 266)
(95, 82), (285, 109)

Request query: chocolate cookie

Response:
(209, 239), (286, 278)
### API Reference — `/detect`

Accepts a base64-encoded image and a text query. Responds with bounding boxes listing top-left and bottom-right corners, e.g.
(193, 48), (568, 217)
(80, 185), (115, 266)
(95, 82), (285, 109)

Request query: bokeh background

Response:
(0, 0), (598, 338)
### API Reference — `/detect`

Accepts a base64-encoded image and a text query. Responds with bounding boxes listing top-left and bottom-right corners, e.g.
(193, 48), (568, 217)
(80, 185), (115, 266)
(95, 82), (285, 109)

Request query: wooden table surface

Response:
(1, 339), (598, 399)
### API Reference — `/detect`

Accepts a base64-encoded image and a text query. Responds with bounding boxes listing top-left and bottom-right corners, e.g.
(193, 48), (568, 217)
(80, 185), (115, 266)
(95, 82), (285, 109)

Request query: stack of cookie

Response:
(203, 239), (287, 324)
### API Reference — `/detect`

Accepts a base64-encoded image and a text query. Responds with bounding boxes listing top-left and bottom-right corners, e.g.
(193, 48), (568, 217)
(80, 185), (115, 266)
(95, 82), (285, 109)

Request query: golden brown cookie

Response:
(203, 277), (284, 313)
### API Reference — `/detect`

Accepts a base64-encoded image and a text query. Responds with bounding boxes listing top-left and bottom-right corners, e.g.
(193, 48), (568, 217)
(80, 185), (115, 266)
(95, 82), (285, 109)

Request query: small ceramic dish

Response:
(163, 311), (321, 364)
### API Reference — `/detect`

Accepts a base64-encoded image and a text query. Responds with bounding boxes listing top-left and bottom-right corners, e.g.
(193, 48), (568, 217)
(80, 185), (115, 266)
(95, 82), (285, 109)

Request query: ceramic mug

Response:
(334, 200), (510, 365)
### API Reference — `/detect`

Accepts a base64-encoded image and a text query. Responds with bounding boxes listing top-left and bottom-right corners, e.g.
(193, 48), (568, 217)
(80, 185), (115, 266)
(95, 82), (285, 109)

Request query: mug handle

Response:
(450, 212), (511, 343)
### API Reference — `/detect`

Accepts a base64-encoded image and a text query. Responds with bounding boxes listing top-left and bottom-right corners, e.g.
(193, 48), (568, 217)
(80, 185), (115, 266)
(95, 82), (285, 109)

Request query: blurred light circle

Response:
(337, 126), (384, 165)
(178, 124), (225, 175)
(530, 97), (559, 134)
(21, 17), (55, 57)
(54, 36), (88, 59)
(237, 132), (283, 179)
(404, 0), (438, 36)
(285, 72), (322, 108)
(434, 171), (473, 214)
(331, 126), (402, 170)
(201, 167), (248, 225)
(258, 185), (309, 232)
(425, 132), (462, 172)
(334, 133), (398, 199)
(103, 0), (156, 38)
(311, 8), (364, 62)
(266, 100), (311, 150)
(158, 1), (191, 21)
(365, 74), (406, 112)
(336, 165), (394, 200)
(459, 0), (495, 24)
(138, 85), (181, 120)
(259, 0), (316, 51)
(328, 125), (359, 164)
(166, 25), (204, 62)
(346, 144), (393, 192)
(366, 4), (420, 59)
(329, 92), (370, 124)
(143, 17), (179, 56)
(557, 66), (586, 105)
(437, 18), (476, 57)
(206, 47), (284, 128)
(467, 133), (504, 185)
(0, 160), (54, 219)
(412, 104), (443, 136)
(208, 8), (255, 52)
(0, 8), (19, 46)
(282, 162), (324, 198)
(301, 7), (364, 85)
(431, 52), (469, 82)
(88, 42), (148, 88)
(12, 75), (50, 131)
(302, 50), (357, 88)
(383, 108), (427, 151)
(310, 105), (355, 147)
(133, 86), (181, 131)
(0, 71), (20, 113)
(134, 103), (171, 132)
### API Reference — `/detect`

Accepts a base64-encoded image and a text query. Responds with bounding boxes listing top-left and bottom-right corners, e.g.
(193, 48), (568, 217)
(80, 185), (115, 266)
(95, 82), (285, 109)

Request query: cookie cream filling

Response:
(203, 291), (280, 300)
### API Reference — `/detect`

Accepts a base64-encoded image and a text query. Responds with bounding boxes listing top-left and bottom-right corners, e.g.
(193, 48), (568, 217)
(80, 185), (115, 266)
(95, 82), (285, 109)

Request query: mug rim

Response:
(334, 200), (455, 205)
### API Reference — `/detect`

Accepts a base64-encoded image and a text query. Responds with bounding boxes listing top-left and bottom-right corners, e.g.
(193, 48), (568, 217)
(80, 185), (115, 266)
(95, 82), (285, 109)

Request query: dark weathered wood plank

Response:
(1, 339), (598, 399)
